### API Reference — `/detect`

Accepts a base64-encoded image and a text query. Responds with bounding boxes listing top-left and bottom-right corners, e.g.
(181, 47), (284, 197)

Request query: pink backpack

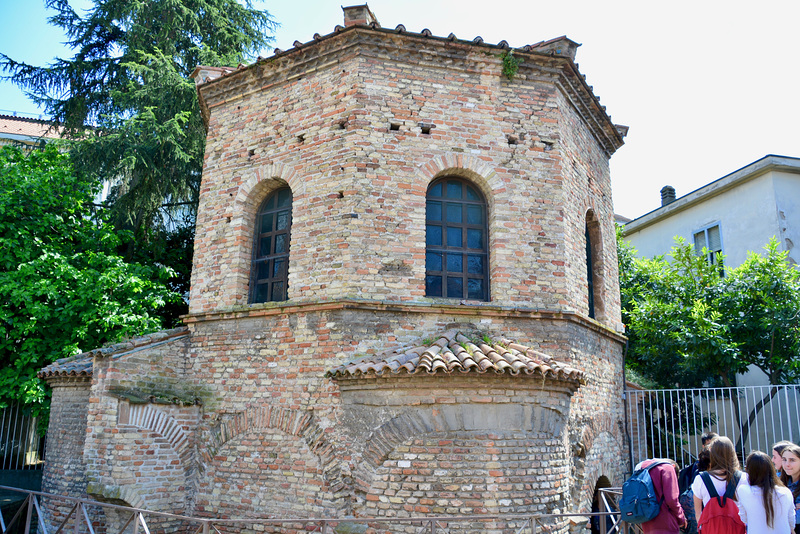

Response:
(697, 472), (745, 534)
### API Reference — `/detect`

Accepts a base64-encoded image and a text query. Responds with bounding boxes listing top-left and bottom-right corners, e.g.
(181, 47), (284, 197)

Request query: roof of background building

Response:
(623, 154), (800, 234)
(0, 114), (61, 142)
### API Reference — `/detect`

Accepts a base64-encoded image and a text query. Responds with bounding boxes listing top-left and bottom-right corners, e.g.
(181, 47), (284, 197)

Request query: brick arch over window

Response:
(118, 403), (194, 474)
(201, 405), (345, 493)
(419, 154), (498, 203)
(585, 209), (605, 320)
(579, 425), (626, 514)
(229, 163), (299, 305)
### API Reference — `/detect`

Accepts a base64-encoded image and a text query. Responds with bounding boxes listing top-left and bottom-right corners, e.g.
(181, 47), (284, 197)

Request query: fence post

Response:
(202, 519), (210, 534)
(24, 494), (34, 534)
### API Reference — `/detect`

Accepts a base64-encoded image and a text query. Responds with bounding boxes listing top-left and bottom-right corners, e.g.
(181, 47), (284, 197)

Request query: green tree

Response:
(0, 145), (180, 411)
(718, 241), (800, 384)
(1, 0), (276, 310)
(619, 231), (800, 388)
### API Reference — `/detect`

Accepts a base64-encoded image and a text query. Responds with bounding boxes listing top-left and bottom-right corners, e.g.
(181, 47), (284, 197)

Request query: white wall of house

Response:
(774, 172), (800, 266)
(624, 158), (800, 268)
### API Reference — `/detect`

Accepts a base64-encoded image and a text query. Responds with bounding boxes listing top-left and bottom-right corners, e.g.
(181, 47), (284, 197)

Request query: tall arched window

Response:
(251, 187), (292, 303)
(425, 177), (489, 301)
(585, 210), (604, 320)
(585, 223), (595, 318)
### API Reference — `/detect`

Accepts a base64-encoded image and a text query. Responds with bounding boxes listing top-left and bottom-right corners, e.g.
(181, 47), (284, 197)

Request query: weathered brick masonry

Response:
(41, 6), (628, 533)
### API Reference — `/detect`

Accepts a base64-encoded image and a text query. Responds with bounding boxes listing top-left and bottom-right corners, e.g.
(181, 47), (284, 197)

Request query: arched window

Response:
(585, 223), (595, 318)
(251, 187), (292, 303)
(585, 211), (604, 319)
(425, 177), (488, 301)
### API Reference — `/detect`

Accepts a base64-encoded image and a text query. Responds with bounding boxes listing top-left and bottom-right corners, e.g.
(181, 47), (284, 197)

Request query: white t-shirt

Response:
(737, 483), (796, 534)
(691, 471), (747, 505)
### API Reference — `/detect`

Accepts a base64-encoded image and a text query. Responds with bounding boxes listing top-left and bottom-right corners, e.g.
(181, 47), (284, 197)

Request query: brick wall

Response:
(43, 15), (628, 533)
(41, 376), (93, 529)
(82, 333), (196, 532)
(190, 28), (623, 331)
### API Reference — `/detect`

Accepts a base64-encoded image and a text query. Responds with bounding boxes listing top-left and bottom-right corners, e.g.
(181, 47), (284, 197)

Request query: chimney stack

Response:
(342, 4), (379, 27)
(660, 185), (676, 206)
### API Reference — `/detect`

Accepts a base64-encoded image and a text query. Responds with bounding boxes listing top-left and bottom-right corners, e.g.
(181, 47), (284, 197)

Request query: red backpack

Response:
(697, 471), (745, 534)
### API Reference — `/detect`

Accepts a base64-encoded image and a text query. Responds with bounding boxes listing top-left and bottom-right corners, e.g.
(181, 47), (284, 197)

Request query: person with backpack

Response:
(779, 443), (800, 534)
(737, 450), (796, 533)
(691, 436), (746, 534)
(632, 458), (687, 533)
(679, 447), (711, 534)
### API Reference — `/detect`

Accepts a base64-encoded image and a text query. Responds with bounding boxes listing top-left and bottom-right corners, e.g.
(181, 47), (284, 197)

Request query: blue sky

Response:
(1, 0), (799, 219)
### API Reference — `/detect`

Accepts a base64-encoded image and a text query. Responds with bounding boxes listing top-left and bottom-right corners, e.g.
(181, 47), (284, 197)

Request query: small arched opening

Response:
(591, 475), (614, 534)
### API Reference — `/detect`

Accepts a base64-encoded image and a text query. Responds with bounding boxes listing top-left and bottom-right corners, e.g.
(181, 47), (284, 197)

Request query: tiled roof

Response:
(39, 327), (190, 378)
(0, 114), (61, 140)
(194, 26), (582, 85)
(327, 330), (585, 384)
(38, 353), (93, 379)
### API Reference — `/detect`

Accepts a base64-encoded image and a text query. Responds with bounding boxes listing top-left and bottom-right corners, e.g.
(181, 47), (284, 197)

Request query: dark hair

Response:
(773, 440), (794, 455)
(780, 444), (800, 500)
(701, 432), (719, 446)
(746, 451), (779, 528)
(698, 447), (711, 472)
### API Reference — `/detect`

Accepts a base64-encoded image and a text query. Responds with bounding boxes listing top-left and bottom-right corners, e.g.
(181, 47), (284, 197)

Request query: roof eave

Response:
(624, 155), (800, 234)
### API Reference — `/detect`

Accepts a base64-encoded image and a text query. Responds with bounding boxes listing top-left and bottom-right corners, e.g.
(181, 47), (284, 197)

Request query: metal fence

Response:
(0, 404), (44, 471)
(625, 384), (800, 468)
(0, 485), (636, 534)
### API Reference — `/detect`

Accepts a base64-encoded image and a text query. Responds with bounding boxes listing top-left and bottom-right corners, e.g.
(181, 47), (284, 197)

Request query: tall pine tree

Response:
(1, 1), (276, 316)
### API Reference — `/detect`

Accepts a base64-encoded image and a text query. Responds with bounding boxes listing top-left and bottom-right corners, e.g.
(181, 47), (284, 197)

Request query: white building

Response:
(623, 154), (800, 268)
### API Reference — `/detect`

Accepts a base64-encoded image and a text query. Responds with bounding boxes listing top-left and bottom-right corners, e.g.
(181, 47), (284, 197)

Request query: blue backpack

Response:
(619, 460), (670, 524)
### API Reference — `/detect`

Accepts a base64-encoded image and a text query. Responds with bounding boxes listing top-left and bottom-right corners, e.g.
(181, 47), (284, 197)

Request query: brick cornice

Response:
(196, 26), (623, 155)
(181, 298), (626, 342)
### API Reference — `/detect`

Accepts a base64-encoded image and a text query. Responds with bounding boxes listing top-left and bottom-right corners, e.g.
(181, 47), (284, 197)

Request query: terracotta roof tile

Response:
(38, 353), (93, 379)
(38, 327), (190, 378)
(0, 114), (62, 140)
(327, 330), (585, 384)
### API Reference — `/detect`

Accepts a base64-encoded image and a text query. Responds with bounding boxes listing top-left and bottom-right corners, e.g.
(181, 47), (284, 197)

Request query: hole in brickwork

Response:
(248, 149), (255, 158)
(420, 124), (432, 135)
(297, 134), (305, 144)
(389, 122), (400, 131)
(337, 191), (344, 199)
(338, 121), (347, 130)
(543, 140), (554, 151)
(507, 136), (518, 146)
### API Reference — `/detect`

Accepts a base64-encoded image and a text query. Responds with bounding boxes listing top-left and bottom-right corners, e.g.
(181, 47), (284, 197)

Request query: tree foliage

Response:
(1, 0), (276, 235)
(0, 145), (180, 410)
(619, 228), (800, 388)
